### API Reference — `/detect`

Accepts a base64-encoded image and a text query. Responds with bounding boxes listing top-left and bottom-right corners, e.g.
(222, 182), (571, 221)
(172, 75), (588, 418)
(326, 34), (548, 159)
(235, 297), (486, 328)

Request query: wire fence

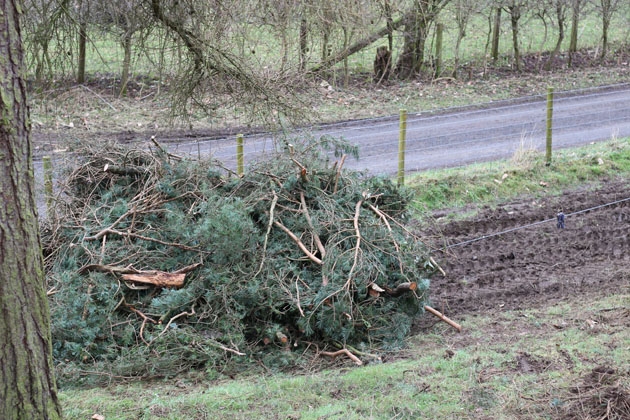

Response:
(444, 196), (630, 250)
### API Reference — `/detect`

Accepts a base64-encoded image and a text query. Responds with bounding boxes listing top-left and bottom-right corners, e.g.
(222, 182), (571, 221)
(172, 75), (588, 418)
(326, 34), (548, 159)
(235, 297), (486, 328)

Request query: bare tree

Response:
(504, 0), (528, 72)
(543, 0), (569, 70)
(590, 0), (622, 62)
(452, 0), (481, 77)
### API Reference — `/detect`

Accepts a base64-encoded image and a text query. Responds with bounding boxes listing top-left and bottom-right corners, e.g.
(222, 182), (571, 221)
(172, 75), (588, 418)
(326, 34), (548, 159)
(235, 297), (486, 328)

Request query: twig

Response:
(295, 278), (305, 317)
(321, 348), (363, 365)
(424, 305), (462, 332)
(344, 199), (363, 289)
(333, 154), (346, 194)
(300, 192), (326, 258)
(153, 305), (196, 343)
(150, 136), (183, 161)
(84, 228), (202, 252)
(254, 192), (278, 278)
(127, 305), (157, 346)
(430, 257), (446, 277)
(274, 219), (323, 265)
(368, 203), (403, 274)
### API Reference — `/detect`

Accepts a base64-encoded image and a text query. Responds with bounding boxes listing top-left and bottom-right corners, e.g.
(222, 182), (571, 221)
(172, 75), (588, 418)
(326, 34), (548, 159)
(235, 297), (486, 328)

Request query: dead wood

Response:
(121, 272), (186, 289)
(321, 348), (363, 365)
(424, 305), (462, 332)
(300, 192), (326, 258)
(384, 281), (417, 297)
(274, 219), (323, 265)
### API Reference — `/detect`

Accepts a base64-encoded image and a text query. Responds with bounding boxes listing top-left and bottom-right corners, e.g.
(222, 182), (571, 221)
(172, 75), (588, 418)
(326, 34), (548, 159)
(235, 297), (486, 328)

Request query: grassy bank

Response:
(408, 136), (630, 219)
(60, 292), (630, 420)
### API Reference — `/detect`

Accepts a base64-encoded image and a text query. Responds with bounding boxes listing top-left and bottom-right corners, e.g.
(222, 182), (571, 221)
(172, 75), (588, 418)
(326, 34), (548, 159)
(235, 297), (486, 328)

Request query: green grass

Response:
(60, 292), (630, 419)
(407, 136), (630, 219)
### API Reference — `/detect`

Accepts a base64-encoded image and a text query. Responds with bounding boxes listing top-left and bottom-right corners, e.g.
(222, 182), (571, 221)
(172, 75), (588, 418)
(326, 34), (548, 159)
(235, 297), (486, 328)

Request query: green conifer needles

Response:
(44, 138), (431, 382)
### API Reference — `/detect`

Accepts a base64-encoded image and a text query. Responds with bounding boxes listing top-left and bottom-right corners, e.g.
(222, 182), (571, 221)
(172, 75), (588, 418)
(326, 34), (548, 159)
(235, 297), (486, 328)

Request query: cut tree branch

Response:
(424, 305), (462, 332)
(274, 219), (323, 265)
(384, 281), (417, 297)
(321, 348), (363, 365)
(300, 192), (326, 258)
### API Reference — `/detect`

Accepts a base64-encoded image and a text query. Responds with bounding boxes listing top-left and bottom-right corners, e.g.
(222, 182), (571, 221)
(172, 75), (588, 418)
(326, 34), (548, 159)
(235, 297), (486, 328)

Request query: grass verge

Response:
(408, 136), (630, 219)
(60, 292), (630, 420)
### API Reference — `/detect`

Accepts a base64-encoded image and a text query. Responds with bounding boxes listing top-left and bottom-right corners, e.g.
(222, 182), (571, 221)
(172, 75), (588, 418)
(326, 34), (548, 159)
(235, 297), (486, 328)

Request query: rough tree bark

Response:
(0, 0), (63, 419)
(77, 0), (87, 84)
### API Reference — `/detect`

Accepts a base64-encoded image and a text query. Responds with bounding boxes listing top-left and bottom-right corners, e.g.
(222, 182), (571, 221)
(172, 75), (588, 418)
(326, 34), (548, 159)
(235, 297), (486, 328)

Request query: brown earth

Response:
(425, 181), (630, 317)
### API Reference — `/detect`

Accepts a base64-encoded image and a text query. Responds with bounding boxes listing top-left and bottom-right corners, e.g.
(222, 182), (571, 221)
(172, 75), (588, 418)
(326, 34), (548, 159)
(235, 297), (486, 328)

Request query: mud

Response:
(426, 181), (630, 316)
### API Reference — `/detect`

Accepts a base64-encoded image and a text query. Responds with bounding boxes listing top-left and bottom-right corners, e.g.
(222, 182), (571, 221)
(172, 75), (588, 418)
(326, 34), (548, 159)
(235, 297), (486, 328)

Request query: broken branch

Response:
(300, 192), (326, 258)
(321, 348), (363, 365)
(424, 305), (462, 332)
(274, 219), (323, 265)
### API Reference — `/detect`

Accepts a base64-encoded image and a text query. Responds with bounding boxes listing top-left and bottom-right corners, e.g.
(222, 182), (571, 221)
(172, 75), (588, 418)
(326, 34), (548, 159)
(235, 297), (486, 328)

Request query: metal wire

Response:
(444, 196), (630, 249)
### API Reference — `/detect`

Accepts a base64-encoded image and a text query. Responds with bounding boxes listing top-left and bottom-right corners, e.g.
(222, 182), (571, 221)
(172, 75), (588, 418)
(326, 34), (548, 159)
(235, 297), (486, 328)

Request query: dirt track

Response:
(427, 181), (630, 316)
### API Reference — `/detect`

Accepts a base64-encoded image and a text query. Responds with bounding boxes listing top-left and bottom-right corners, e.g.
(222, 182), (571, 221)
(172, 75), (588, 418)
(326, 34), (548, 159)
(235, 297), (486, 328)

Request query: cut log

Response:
(384, 281), (417, 297)
(121, 272), (186, 288)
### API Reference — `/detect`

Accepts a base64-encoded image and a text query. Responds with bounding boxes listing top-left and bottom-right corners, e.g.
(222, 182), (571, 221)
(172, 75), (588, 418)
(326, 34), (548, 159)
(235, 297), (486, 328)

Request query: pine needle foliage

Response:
(44, 138), (431, 384)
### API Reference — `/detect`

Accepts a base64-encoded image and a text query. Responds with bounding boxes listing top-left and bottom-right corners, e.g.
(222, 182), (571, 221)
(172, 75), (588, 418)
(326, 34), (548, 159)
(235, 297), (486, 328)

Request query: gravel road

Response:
(170, 85), (630, 173)
(33, 84), (630, 216)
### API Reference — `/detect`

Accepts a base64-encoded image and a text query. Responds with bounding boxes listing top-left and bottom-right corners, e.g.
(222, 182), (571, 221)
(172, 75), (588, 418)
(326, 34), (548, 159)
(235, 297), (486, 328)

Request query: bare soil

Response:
(426, 180), (630, 316)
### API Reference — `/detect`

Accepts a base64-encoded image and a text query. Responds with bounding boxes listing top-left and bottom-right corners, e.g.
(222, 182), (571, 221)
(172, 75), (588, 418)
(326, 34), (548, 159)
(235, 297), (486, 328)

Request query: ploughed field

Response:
(427, 181), (630, 316)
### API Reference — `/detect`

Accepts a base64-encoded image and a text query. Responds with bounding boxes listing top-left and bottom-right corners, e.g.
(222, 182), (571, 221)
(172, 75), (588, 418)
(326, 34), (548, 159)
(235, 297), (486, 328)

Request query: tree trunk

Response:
(299, 18), (307, 71)
(343, 27), (349, 87)
(78, 20), (87, 83)
(544, 3), (565, 71)
(491, 7), (501, 64)
(509, 6), (522, 72)
(600, 13), (609, 62)
(395, 12), (429, 78)
(119, 32), (132, 97)
(0, 1), (63, 419)
(568, 0), (579, 67)
(384, 0), (394, 52)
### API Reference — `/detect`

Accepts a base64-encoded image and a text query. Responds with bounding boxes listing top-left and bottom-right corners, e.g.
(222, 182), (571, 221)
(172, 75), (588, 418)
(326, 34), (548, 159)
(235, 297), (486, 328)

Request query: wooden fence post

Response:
(237, 134), (244, 176)
(398, 109), (407, 186)
(43, 155), (54, 217)
(435, 23), (444, 78)
(546, 87), (554, 166)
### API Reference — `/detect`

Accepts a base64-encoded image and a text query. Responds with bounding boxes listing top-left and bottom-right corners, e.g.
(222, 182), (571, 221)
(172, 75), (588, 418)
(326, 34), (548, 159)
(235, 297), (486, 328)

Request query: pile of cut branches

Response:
(44, 137), (432, 383)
